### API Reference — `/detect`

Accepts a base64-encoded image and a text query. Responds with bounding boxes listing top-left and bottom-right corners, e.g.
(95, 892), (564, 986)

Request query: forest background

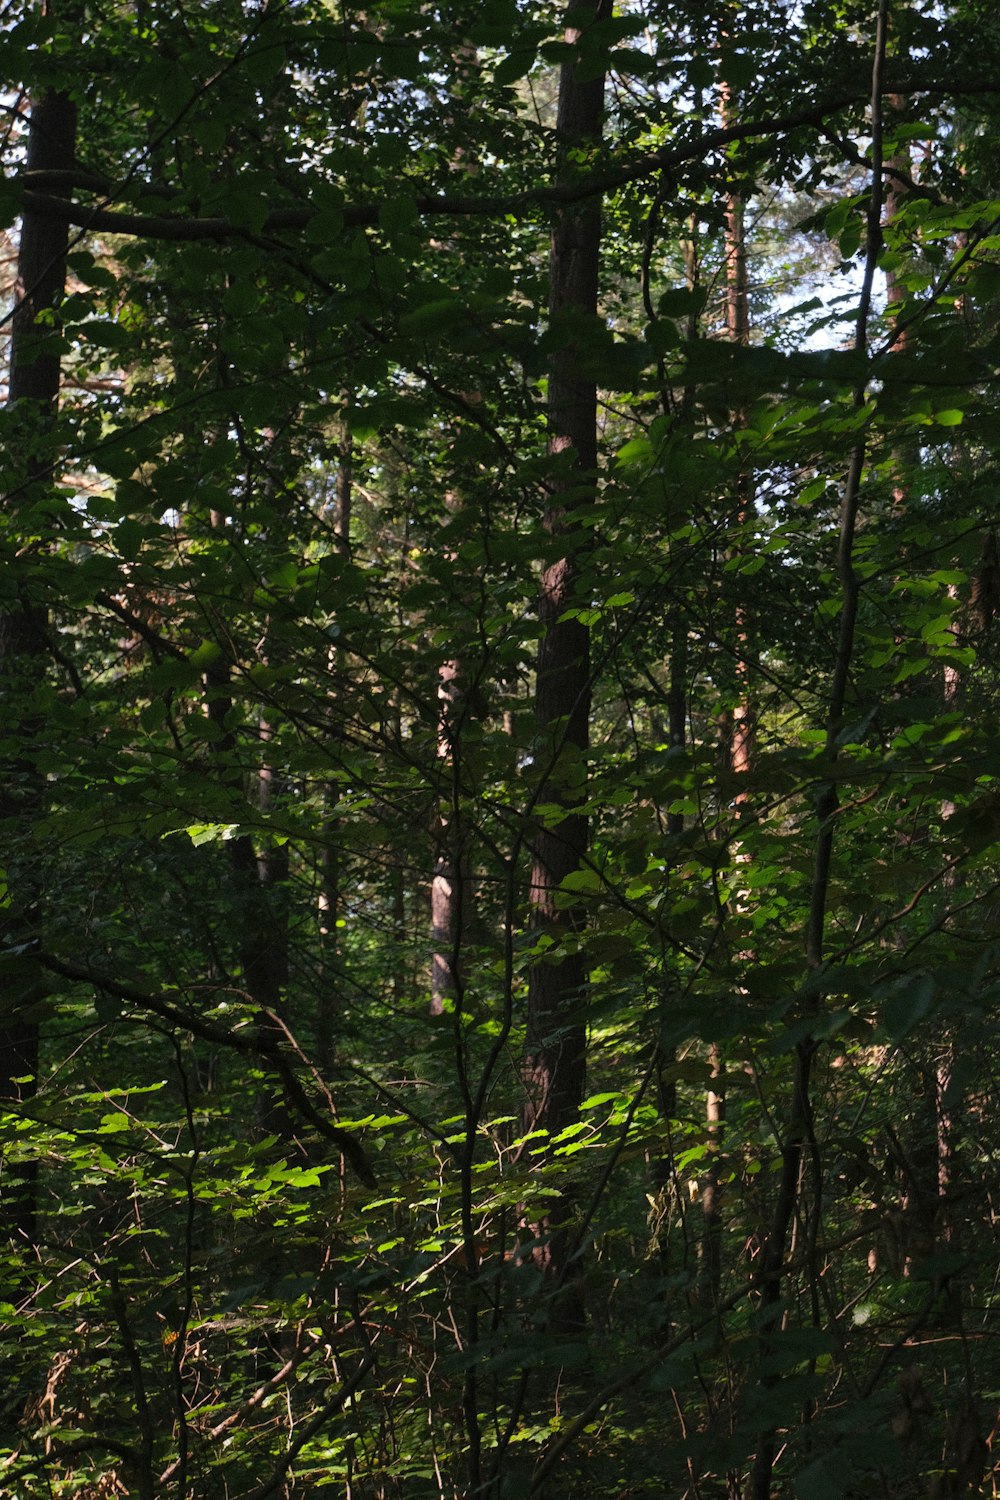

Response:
(1, 0), (1000, 1495)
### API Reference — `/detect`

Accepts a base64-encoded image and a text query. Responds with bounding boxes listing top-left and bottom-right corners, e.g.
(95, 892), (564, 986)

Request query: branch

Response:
(37, 952), (375, 1185)
(242, 1347), (379, 1500)
(93, 590), (188, 662)
(17, 75), (1000, 246)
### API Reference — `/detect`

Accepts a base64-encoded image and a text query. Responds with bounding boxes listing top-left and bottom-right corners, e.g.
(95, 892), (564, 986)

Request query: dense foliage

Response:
(2, 0), (1000, 1495)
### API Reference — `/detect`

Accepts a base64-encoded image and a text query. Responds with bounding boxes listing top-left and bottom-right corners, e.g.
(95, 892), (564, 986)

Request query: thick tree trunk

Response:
(0, 84), (77, 1250)
(521, 0), (610, 1315)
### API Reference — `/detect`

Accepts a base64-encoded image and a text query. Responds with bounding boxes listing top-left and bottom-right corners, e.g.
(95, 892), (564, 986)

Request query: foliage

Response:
(0, 0), (999, 1496)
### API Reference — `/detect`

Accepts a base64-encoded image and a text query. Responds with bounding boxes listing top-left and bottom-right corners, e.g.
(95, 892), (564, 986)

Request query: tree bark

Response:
(430, 653), (473, 1016)
(202, 504), (290, 1141)
(699, 57), (752, 1314)
(0, 83), (77, 1250)
(522, 0), (610, 1318)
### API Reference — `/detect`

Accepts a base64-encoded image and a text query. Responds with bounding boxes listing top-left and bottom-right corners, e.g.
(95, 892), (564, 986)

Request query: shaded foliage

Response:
(1, 0), (999, 1496)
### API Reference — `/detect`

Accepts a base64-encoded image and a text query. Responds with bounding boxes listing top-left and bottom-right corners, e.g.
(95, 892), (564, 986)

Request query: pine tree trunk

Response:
(0, 83), (77, 1250)
(521, 0), (610, 1321)
(699, 67), (752, 1314)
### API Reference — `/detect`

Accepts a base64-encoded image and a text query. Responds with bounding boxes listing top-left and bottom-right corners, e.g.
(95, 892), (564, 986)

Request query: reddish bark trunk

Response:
(699, 70), (752, 1312)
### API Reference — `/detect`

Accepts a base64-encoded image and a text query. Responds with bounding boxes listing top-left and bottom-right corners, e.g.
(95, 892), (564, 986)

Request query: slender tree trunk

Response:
(428, 56), (481, 1020)
(884, 95), (912, 356)
(647, 617), (687, 1296)
(882, 101), (960, 1273)
(750, 8), (889, 1495)
(316, 407), (353, 1068)
(0, 82), (77, 1250)
(698, 1044), (726, 1306)
(203, 506), (290, 1140)
(202, 595), (286, 1019)
(430, 655), (474, 1016)
(521, 0), (610, 1319)
(700, 69), (752, 1313)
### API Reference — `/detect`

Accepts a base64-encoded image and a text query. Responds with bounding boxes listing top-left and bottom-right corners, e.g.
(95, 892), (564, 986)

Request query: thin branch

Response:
(36, 953), (375, 1184)
(242, 1347), (379, 1500)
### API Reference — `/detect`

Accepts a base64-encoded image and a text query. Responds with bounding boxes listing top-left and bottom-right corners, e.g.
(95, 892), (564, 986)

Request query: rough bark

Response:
(521, 0), (610, 1315)
(699, 65), (752, 1314)
(0, 84), (77, 1250)
(430, 658), (486, 1016)
(430, 653), (474, 1017)
(428, 53), (481, 1021)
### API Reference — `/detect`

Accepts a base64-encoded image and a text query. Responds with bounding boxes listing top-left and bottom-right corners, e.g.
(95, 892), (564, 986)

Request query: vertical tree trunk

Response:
(522, 0), (610, 1313)
(884, 95), (912, 356)
(203, 503), (290, 1139)
(699, 65), (752, 1313)
(316, 405), (353, 1068)
(430, 655), (473, 1016)
(750, 8), (889, 1495)
(647, 617), (687, 1296)
(0, 83), (77, 1249)
(428, 53), (481, 1021)
(202, 606), (287, 1020)
(882, 100), (959, 1271)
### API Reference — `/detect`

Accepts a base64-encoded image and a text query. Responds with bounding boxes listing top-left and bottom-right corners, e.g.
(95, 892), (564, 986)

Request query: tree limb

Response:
(37, 952), (376, 1185)
(17, 75), (999, 246)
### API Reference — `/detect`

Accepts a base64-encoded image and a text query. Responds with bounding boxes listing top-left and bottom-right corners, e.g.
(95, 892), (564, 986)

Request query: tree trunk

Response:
(316, 813), (340, 1071)
(521, 0), (610, 1319)
(0, 83), (77, 1250)
(316, 403), (353, 1068)
(750, 8), (889, 1494)
(431, 645), (475, 1017)
(202, 508), (290, 1137)
(699, 65), (752, 1314)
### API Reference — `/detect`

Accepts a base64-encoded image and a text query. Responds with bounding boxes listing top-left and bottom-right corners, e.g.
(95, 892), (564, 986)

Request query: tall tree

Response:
(1, 72), (76, 1252)
(520, 0), (611, 1311)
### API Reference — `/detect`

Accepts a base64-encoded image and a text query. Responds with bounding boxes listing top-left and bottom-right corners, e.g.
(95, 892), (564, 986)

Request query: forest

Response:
(1, 0), (1000, 1495)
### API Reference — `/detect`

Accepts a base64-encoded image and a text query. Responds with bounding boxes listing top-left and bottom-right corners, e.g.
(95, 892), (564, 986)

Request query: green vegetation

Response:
(1, 0), (999, 1494)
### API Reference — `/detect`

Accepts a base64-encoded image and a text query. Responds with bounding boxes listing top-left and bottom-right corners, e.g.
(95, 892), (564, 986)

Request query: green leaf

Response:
(79, 320), (131, 352)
